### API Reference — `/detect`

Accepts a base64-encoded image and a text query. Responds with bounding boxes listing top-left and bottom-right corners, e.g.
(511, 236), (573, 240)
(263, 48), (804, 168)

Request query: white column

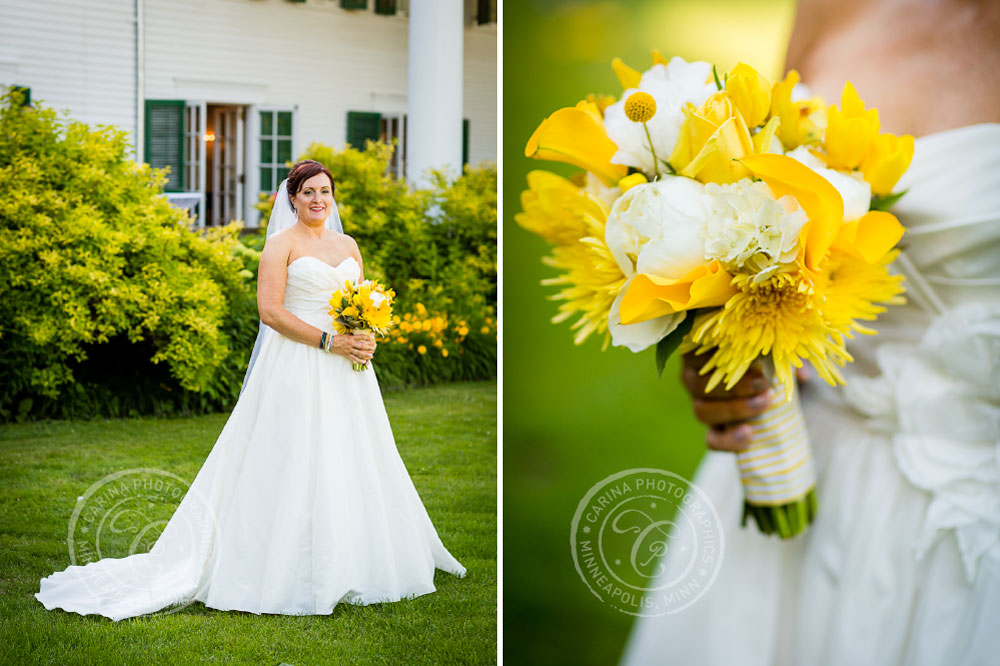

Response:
(406, 0), (463, 188)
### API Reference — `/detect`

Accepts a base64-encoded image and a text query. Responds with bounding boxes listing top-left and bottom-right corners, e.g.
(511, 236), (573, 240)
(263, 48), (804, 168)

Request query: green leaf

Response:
(712, 65), (724, 91)
(870, 188), (909, 212)
(654, 315), (695, 379)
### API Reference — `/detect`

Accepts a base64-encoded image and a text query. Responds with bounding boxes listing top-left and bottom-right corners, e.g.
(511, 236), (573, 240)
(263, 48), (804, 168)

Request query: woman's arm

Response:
(257, 233), (326, 348)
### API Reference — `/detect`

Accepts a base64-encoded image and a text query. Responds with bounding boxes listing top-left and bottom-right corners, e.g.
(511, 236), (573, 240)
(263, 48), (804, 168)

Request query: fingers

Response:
(692, 391), (771, 426)
(682, 365), (769, 399)
(706, 423), (754, 452)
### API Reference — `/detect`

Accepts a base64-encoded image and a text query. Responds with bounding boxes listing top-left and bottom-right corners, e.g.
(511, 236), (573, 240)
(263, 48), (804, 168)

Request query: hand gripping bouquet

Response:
(328, 278), (395, 371)
(516, 52), (912, 538)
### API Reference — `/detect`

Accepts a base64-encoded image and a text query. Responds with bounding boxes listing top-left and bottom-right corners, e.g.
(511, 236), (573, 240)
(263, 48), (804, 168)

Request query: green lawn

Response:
(0, 381), (496, 666)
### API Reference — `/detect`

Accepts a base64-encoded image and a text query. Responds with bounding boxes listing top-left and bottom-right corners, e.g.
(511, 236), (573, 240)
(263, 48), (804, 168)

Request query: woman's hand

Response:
(330, 333), (376, 365)
(681, 351), (772, 453)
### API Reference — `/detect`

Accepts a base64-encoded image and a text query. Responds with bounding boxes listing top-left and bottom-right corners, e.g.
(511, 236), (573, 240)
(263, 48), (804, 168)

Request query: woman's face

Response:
(291, 173), (334, 225)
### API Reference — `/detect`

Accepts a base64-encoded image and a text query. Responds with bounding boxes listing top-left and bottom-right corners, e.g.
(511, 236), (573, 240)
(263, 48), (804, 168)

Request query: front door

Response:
(209, 105), (245, 226)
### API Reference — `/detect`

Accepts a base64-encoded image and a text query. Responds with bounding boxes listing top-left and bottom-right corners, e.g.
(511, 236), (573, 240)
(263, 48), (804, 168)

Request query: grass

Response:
(0, 381), (496, 666)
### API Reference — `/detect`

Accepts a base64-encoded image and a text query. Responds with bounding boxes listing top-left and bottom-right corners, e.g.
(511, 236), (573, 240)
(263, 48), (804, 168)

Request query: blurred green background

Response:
(502, 1), (796, 664)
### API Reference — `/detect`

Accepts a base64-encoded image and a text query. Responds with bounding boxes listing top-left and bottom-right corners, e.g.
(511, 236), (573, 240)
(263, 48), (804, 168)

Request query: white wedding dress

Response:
(35, 255), (467, 621)
(620, 124), (1000, 665)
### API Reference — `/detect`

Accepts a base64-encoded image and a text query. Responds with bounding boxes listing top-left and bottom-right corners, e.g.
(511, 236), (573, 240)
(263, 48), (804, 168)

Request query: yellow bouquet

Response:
(328, 279), (395, 371)
(516, 52), (912, 538)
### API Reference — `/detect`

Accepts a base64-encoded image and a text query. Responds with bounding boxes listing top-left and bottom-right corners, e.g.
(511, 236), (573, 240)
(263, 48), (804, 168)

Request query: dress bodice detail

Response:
(839, 124), (1000, 582)
(284, 255), (361, 330)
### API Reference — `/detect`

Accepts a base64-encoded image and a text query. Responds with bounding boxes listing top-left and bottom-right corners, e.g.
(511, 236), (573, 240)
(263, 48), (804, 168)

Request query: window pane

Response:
(276, 167), (289, 183)
(260, 111), (273, 136)
(277, 139), (291, 163)
(260, 139), (273, 164)
(260, 167), (273, 192)
(277, 111), (292, 136)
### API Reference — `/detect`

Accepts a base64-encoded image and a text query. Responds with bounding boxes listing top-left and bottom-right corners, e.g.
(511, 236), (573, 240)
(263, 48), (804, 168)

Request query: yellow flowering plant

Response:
(328, 279), (395, 371)
(517, 52), (913, 538)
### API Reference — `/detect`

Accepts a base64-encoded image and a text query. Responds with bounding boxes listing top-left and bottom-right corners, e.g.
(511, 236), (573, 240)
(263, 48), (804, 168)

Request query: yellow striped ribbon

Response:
(736, 378), (816, 506)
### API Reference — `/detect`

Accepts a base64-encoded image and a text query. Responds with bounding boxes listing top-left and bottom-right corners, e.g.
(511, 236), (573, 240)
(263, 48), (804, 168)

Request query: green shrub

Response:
(0, 90), (259, 421)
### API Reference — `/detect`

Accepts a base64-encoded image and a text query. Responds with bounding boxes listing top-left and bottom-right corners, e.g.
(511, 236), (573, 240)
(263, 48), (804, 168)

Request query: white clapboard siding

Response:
(0, 0), (137, 141)
(143, 0), (497, 164)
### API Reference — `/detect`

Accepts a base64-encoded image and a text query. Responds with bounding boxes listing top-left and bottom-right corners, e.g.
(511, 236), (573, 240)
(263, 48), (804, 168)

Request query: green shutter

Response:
(11, 85), (30, 107)
(375, 0), (395, 15)
(462, 119), (470, 166)
(145, 100), (185, 192)
(341, 0), (366, 8)
(346, 111), (381, 149)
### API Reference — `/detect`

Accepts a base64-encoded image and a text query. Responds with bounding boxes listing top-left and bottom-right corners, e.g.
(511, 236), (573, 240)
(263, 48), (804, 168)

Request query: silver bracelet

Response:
(324, 331), (336, 353)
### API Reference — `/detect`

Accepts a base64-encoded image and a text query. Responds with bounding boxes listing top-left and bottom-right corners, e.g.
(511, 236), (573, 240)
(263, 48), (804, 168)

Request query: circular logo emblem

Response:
(66, 467), (220, 617)
(570, 468), (724, 616)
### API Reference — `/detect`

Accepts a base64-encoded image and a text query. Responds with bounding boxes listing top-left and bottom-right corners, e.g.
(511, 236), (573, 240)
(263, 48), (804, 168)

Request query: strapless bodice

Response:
(284, 255), (361, 331)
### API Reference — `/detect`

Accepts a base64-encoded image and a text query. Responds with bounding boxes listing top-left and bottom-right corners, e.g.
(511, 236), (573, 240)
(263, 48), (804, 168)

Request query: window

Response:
(463, 118), (470, 166)
(341, 0), (366, 9)
(477, 0), (496, 25)
(145, 100), (185, 192)
(347, 111), (468, 179)
(375, 0), (395, 15)
(258, 110), (293, 193)
(381, 114), (406, 179)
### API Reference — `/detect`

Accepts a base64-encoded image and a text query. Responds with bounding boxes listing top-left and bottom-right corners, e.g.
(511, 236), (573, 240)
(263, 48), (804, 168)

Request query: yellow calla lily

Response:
(752, 115), (781, 154)
(619, 261), (737, 325)
(726, 63), (772, 128)
(831, 210), (905, 263)
(860, 132), (915, 195)
(651, 49), (668, 66)
(525, 100), (628, 186)
(671, 92), (753, 184)
(823, 81), (880, 170)
(739, 153), (844, 271)
(770, 70), (826, 150)
(611, 57), (641, 90)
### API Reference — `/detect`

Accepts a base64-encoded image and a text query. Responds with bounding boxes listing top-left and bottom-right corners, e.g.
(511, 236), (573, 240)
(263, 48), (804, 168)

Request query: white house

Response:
(0, 0), (497, 226)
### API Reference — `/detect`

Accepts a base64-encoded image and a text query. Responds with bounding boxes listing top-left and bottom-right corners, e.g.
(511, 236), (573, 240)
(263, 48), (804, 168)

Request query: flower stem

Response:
(642, 121), (659, 178)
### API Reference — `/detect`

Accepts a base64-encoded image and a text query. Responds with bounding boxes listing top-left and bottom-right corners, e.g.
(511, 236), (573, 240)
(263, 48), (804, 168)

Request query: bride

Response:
(34, 159), (467, 621)
(620, 0), (1000, 664)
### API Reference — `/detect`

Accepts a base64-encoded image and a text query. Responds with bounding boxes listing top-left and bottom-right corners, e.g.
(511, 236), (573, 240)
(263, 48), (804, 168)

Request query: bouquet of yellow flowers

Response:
(516, 52), (912, 538)
(328, 279), (395, 371)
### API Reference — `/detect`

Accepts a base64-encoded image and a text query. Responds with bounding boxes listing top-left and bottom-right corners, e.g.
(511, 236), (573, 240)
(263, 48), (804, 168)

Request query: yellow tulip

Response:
(611, 57), (641, 90)
(619, 261), (737, 325)
(860, 132), (915, 195)
(525, 100), (628, 187)
(617, 172), (647, 193)
(823, 81), (880, 170)
(770, 70), (826, 150)
(725, 63), (772, 128)
(739, 153), (844, 272)
(670, 93), (753, 184)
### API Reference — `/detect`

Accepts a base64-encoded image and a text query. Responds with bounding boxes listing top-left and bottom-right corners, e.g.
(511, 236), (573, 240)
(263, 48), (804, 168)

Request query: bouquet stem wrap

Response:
(351, 328), (373, 372)
(738, 376), (818, 538)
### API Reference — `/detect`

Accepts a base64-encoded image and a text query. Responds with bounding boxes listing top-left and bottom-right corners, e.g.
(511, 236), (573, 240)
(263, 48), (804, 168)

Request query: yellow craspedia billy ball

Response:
(624, 91), (657, 123)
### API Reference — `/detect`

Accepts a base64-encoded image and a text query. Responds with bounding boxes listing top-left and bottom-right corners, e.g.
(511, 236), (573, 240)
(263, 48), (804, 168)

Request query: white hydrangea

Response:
(603, 57), (716, 177)
(703, 179), (807, 282)
(786, 145), (871, 222)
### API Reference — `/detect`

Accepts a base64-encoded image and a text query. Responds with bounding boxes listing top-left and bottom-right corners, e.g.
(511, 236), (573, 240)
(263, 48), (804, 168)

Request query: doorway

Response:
(205, 104), (246, 226)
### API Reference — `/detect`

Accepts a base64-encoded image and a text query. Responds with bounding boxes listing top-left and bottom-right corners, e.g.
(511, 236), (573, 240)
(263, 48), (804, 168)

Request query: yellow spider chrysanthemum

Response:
(624, 92), (657, 123)
(682, 252), (905, 400)
(542, 235), (627, 349)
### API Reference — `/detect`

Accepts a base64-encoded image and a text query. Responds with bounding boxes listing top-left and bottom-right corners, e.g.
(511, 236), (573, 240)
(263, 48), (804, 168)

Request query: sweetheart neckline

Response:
(287, 255), (358, 272)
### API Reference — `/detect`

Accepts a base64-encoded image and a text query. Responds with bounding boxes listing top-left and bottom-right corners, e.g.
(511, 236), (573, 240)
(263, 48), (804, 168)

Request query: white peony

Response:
(604, 176), (709, 352)
(703, 179), (807, 282)
(604, 176), (709, 279)
(787, 146), (872, 222)
(603, 57), (716, 177)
